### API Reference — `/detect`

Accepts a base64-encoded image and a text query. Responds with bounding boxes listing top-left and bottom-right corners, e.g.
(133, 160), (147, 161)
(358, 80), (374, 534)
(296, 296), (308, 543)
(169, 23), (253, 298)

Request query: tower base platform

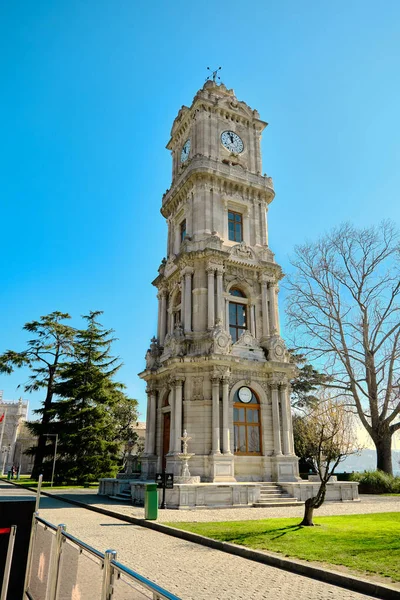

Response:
(98, 478), (359, 509)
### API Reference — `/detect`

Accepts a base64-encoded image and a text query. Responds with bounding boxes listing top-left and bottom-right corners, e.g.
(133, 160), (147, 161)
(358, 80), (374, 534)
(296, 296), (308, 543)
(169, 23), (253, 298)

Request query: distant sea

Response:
(340, 449), (400, 476)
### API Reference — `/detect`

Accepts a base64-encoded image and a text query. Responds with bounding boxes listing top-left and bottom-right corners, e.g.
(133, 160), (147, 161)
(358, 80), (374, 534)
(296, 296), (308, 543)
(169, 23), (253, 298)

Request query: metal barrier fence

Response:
(24, 514), (180, 600)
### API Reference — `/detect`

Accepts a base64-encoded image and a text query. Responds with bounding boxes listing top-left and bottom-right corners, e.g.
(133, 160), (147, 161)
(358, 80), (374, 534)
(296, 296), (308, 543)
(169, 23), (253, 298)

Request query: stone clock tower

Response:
(139, 79), (299, 488)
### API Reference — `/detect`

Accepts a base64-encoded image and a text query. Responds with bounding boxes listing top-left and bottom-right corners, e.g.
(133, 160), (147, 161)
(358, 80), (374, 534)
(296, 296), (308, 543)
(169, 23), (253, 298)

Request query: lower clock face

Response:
(181, 139), (191, 162)
(221, 130), (244, 153)
(238, 386), (252, 403)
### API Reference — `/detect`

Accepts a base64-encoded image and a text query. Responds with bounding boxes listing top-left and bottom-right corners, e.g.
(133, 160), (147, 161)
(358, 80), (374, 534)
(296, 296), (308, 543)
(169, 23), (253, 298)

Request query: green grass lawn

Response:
(1, 475), (98, 489)
(168, 513), (400, 582)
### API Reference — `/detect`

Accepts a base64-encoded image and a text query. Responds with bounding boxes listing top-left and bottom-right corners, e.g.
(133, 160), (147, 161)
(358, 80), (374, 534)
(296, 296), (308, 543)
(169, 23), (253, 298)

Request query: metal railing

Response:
(24, 514), (180, 600)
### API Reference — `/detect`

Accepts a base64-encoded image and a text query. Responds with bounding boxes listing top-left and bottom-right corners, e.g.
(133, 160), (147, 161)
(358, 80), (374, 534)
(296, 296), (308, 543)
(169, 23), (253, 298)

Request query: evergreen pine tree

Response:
(0, 312), (77, 478)
(49, 311), (129, 483)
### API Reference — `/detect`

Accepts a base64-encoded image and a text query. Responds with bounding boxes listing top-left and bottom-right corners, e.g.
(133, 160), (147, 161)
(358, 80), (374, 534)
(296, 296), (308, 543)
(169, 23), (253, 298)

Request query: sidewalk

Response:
(49, 488), (400, 523)
(2, 482), (398, 599)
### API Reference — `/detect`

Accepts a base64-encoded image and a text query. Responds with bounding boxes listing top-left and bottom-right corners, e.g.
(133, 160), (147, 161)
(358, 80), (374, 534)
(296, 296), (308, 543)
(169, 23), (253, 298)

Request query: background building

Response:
(0, 395), (31, 474)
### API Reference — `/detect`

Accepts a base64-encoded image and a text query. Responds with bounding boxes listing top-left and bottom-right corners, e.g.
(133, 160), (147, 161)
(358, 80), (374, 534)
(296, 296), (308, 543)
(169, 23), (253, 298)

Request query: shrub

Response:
(350, 470), (400, 494)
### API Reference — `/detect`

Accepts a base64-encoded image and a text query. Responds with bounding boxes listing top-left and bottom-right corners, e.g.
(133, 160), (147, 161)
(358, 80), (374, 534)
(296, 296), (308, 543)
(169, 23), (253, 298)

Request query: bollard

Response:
(101, 549), (117, 600)
(144, 483), (158, 520)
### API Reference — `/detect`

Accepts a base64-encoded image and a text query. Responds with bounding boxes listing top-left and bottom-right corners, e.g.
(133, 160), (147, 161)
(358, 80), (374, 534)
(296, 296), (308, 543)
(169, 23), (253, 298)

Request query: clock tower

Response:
(139, 79), (299, 491)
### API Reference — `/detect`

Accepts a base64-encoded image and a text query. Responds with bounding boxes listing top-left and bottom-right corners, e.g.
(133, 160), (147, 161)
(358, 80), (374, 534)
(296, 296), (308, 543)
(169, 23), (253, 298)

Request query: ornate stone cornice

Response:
(161, 156), (274, 218)
(181, 266), (195, 276)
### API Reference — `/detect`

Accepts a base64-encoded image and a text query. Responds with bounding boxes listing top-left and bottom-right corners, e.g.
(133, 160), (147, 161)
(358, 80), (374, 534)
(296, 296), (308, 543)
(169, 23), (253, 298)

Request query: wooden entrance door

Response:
(162, 412), (171, 471)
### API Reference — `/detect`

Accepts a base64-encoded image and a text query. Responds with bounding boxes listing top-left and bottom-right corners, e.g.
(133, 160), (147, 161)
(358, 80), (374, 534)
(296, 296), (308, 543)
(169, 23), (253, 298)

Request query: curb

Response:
(5, 480), (399, 600)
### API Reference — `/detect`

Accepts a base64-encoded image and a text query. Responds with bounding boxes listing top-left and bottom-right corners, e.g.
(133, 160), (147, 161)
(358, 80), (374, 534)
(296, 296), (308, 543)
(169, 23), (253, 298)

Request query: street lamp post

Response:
(1, 445), (10, 476)
(45, 434), (58, 487)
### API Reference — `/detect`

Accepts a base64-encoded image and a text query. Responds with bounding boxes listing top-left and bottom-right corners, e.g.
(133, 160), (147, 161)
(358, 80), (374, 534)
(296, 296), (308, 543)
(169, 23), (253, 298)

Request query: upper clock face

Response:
(180, 139), (191, 162)
(221, 130), (244, 154)
(238, 386), (253, 403)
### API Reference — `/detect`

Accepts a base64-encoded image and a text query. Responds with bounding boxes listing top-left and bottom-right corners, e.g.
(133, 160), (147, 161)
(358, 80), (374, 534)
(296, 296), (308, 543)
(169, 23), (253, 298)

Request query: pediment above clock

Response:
(215, 95), (261, 122)
(170, 105), (190, 137)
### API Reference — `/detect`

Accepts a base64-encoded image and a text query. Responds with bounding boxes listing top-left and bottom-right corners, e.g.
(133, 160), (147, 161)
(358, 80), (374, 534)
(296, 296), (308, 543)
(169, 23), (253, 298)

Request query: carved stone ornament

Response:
(192, 376), (204, 400)
(230, 241), (257, 262)
(161, 322), (187, 361)
(145, 336), (162, 371)
(231, 330), (266, 362)
(164, 255), (177, 278)
(266, 336), (289, 363)
(211, 320), (232, 355)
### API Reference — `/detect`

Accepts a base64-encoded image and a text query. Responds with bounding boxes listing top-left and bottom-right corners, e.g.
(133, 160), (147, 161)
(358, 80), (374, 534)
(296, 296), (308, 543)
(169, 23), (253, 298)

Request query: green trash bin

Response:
(145, 483), (158, 520)
(7, 470), (12, 480)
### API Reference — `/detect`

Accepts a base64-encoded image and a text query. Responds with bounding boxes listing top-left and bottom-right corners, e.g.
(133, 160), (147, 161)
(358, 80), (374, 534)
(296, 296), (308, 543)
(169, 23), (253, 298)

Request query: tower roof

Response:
(167, 81), (267, 149)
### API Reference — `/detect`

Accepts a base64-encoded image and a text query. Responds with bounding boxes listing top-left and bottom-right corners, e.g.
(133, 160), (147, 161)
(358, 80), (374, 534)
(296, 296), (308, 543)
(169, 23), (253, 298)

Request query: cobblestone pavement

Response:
(37, 495), (388, 600)
(2, 484), (397, 599)
(49, 489), (400, 523)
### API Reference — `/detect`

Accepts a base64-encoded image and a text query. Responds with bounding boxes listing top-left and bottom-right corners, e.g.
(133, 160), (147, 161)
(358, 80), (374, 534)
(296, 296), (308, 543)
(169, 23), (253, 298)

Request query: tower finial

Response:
(206, 66), (222, 83)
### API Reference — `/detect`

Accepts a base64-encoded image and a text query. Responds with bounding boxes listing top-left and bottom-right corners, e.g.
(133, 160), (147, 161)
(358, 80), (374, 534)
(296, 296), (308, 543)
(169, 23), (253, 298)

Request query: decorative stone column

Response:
(157, 292), (162, 342)
(160, 291), (167, 345)
(268, 283), (278, 335)
(261, 279), (270, 338)
(168, 306), (174, 335)
(141, 385), (158, 479)
(180, 273), (186, 330)
(209, 372), (235, 482)
(174, 378), (184, 452)
(221, 377), (231, 454)
(207, 267), (215, 329)
(286, 384), (295, 455)
(211, 376), (221, 454)
(216, 267), (224, 324)
(249, 303), (255, 337)
(275, 285), (281, 336)
(144, 389), (157, 456)
(169, 386), (175, 453)
(183, 267), (194, 333)
(144, 389), (151, 454)
(270, 382), (282, 456)
(165, 378), (184, 477)
(280, 383), (291, 456)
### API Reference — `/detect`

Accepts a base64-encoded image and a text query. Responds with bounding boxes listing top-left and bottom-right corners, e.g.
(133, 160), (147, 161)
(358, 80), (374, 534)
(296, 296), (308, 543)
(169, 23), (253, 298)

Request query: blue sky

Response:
(1, 1), (399, 424)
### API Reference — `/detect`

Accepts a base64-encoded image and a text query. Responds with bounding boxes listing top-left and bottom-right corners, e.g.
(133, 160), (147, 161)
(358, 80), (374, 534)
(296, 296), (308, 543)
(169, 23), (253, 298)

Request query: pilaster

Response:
(270, 381), (282, 456)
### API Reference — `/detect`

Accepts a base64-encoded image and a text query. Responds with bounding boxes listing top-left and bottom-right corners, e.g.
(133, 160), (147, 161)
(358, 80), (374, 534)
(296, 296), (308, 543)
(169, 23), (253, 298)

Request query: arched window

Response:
(233, 388), (261, 455)
(229, 287), (247, 342)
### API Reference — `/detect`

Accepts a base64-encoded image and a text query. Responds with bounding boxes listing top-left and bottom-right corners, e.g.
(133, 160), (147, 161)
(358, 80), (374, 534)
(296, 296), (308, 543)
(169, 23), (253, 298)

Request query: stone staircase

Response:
(109, 488), (132, 503)
(253, 483), (303, 508)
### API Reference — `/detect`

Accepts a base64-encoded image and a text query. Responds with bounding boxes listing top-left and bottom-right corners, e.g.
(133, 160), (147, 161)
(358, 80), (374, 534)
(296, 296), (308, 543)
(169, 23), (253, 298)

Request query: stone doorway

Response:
(162, 412), (170, 470)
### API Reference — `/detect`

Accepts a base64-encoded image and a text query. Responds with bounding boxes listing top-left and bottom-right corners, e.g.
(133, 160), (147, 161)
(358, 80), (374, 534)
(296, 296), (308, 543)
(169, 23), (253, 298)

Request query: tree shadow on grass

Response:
(270, 525), (303, 539)
(217, 525), (303, 546)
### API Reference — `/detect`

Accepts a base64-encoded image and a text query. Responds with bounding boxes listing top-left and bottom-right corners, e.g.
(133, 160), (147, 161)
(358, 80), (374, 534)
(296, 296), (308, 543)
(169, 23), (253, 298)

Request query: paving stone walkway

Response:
(37, 491), (400, 600)
(49, 488), (400, 522)
(2, 483), (398, 599)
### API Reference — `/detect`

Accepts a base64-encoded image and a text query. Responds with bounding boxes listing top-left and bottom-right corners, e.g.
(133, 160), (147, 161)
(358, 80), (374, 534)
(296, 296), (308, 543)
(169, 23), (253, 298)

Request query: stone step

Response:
(253, 500), (304, 508)
(109, 491), (132, 502)
(259, 493), (292, 498)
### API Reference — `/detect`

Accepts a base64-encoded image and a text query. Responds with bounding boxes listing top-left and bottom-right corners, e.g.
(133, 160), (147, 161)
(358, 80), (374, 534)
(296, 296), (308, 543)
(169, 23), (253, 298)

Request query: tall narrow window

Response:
(172, 291), (181, 328)
(180, 219), (187, 243)
(228, 211), (243, 242)
(229, 288), (247, 342)
(233, 388), (261, 455)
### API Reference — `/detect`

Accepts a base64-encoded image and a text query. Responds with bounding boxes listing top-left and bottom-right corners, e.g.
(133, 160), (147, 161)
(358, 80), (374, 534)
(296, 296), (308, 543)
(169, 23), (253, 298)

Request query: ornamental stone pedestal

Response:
(138, 78), (300, 503)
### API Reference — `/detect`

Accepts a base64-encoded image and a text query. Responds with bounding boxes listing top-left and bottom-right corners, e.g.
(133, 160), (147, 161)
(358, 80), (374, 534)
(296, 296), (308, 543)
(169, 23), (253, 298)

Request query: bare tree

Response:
(286, 221), (400, 474)
(298, 399), (361, 526)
